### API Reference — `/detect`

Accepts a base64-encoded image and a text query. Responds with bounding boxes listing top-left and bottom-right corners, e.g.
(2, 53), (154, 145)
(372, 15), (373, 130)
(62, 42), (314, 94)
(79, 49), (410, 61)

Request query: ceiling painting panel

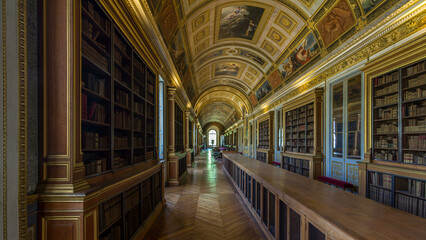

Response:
(215, 4), (271, 43)
(316, 0), (357, 47)
(277, 31), (320, 84)
(158, 0), (179, 44)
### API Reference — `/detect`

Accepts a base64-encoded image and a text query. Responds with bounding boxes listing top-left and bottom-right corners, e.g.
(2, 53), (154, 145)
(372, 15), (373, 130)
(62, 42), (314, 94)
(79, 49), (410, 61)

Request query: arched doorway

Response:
(208, 129), (217, 148)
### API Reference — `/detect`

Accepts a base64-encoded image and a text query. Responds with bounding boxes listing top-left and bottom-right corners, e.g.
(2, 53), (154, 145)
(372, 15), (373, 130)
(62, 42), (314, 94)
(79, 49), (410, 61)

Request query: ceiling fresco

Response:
(149, 0), (405, 128)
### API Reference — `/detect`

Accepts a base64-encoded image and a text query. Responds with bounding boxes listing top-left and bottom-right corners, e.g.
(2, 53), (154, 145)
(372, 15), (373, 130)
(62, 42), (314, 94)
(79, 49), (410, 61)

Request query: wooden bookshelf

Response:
(256, 112), (274, 164)
(81, 0), (158, 177)
(366, 58), (426, 217)
(39, 0), (163, 238)
(99, 170), (164, 240)
(367, 170), (426, 218)
(372, 58), (426, 165)
(282, 88), (324, 179)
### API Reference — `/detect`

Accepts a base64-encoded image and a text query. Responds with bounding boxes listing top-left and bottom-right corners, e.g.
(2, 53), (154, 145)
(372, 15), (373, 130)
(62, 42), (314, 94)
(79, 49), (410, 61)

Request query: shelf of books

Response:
(99, 170), (163, 240)
(367, 170), (426, 218)
(372, 58), (426, 165)
(257, 112), (274, 164)
(368, 58), (426, 218)
(282, 88), (324, 179)
(81, 0), (158, 178)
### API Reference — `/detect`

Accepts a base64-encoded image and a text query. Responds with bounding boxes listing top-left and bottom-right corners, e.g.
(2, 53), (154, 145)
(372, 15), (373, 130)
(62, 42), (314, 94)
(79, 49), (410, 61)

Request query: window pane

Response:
(332, 82), (344, 157)
(347, 76), (361, 158)
(158, 79), (164, 159)
(209, 130), (217, 147)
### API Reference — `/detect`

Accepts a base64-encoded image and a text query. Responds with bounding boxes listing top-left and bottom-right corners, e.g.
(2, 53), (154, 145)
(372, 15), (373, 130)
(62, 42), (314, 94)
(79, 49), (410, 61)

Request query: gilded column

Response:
(38, 0), (86, 239)
(185, 111), (191, 167)
(167, 87), (179, 185)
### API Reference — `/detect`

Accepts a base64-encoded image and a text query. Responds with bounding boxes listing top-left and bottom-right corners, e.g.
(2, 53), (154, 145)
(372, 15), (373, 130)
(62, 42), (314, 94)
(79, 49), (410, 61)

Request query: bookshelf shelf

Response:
(402, 69), (426, 79)
(82, 54), (110, 75)
(82, 148), (110, 152)
(82, 119), (110, 127)
(82, 87), (110, 102)
(81, 4), (111, 36)
(373, 79), (399, 88)
(282, 88), (323, 179)
(373, 103), (398, 109)
(114, 102), (131, 111)
(403, 97), (426, 104)
(81, 32), (110, 58)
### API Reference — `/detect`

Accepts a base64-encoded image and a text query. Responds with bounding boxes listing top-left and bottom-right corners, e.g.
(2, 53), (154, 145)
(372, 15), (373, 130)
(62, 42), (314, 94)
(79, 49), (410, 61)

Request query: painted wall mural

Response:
(255, 80), (272, 101)
(278, 32), (320, 82)
(316, 0), (356, 47)
(218, 5), (265, 40)
(171, 30), (189, 78)
(198, 49), (226, 66)
(158, 0), (178, 44)
(214, 62), (242, 77)
(238, 49), (266, 66)
(269, 70), (282, 89)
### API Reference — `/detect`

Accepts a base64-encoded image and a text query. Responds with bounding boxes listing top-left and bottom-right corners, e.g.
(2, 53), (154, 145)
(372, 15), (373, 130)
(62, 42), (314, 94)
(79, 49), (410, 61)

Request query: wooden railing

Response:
(222, 152), (426, 240)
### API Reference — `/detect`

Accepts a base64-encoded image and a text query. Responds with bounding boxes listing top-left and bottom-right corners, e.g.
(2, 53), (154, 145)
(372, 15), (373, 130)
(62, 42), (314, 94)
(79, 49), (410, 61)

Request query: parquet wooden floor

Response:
(144, 151), (266, 240)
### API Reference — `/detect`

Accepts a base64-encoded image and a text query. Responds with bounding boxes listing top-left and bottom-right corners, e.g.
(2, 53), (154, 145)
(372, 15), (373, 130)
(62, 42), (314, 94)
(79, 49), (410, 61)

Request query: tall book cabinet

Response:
(257, 112), (274, 164)
(367, 58), (426, 218)
(64, 0), (164, 238)
(359, 39), (426, 219)
(282, 88), (324, 179)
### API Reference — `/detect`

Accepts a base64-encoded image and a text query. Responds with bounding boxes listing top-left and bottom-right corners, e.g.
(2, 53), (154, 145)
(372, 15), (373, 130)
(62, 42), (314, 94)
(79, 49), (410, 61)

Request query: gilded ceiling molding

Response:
(2, 0), (7, 237)
(18, 0), (27, 238)
(253, 3), (426, 118)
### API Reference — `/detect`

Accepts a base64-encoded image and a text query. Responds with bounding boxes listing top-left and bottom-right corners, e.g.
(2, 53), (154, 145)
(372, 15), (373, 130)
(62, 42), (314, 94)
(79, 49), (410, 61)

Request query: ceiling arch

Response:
(195, 86), (252, 113)
(194, 86), (251, 128)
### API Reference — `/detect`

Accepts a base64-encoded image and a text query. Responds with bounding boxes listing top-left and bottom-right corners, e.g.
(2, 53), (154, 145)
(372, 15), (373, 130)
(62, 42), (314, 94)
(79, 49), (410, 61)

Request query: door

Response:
(328, 75), (363, 186)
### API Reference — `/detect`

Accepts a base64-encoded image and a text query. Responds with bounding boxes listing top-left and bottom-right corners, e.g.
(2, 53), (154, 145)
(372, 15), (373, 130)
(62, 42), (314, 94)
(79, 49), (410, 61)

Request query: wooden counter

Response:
(222, 152), (426, 240)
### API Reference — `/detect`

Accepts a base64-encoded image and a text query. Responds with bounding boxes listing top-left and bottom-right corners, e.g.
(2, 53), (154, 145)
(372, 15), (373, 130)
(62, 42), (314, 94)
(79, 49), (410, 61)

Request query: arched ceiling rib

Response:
(194, 86), (251, 128)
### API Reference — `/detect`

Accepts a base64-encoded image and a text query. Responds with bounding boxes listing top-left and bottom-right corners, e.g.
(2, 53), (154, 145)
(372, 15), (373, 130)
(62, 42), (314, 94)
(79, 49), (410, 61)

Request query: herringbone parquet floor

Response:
(144, 151), (266, 240)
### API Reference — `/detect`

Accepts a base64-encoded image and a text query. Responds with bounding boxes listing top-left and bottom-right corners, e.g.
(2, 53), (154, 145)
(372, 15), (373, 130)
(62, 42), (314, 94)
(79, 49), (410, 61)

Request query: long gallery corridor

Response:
(144, 151), (265, 240)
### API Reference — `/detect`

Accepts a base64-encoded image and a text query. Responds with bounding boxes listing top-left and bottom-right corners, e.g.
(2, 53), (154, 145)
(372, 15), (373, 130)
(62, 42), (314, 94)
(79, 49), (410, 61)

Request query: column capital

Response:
(167, 87), (177, 100)
(167, 86), (177, 92)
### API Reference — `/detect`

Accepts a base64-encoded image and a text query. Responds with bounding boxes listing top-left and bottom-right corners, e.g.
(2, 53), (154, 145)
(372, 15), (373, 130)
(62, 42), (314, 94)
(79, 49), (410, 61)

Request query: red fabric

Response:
(317, 176), (354, 189)
(272, 161), (280, 167)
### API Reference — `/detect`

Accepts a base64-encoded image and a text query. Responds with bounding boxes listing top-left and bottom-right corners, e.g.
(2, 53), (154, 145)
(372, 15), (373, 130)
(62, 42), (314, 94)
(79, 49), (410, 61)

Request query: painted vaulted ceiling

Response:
(145, 0), (404, 129)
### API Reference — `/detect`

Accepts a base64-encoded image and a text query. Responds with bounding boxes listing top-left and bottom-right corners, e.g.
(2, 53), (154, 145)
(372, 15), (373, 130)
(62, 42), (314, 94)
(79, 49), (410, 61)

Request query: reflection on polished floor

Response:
(144, 151), (266, 240)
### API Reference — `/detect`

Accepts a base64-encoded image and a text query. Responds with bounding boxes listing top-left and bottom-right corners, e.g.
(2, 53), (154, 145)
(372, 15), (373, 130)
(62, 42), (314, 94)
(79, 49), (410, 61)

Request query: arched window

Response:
(208, 130), (217, 147)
